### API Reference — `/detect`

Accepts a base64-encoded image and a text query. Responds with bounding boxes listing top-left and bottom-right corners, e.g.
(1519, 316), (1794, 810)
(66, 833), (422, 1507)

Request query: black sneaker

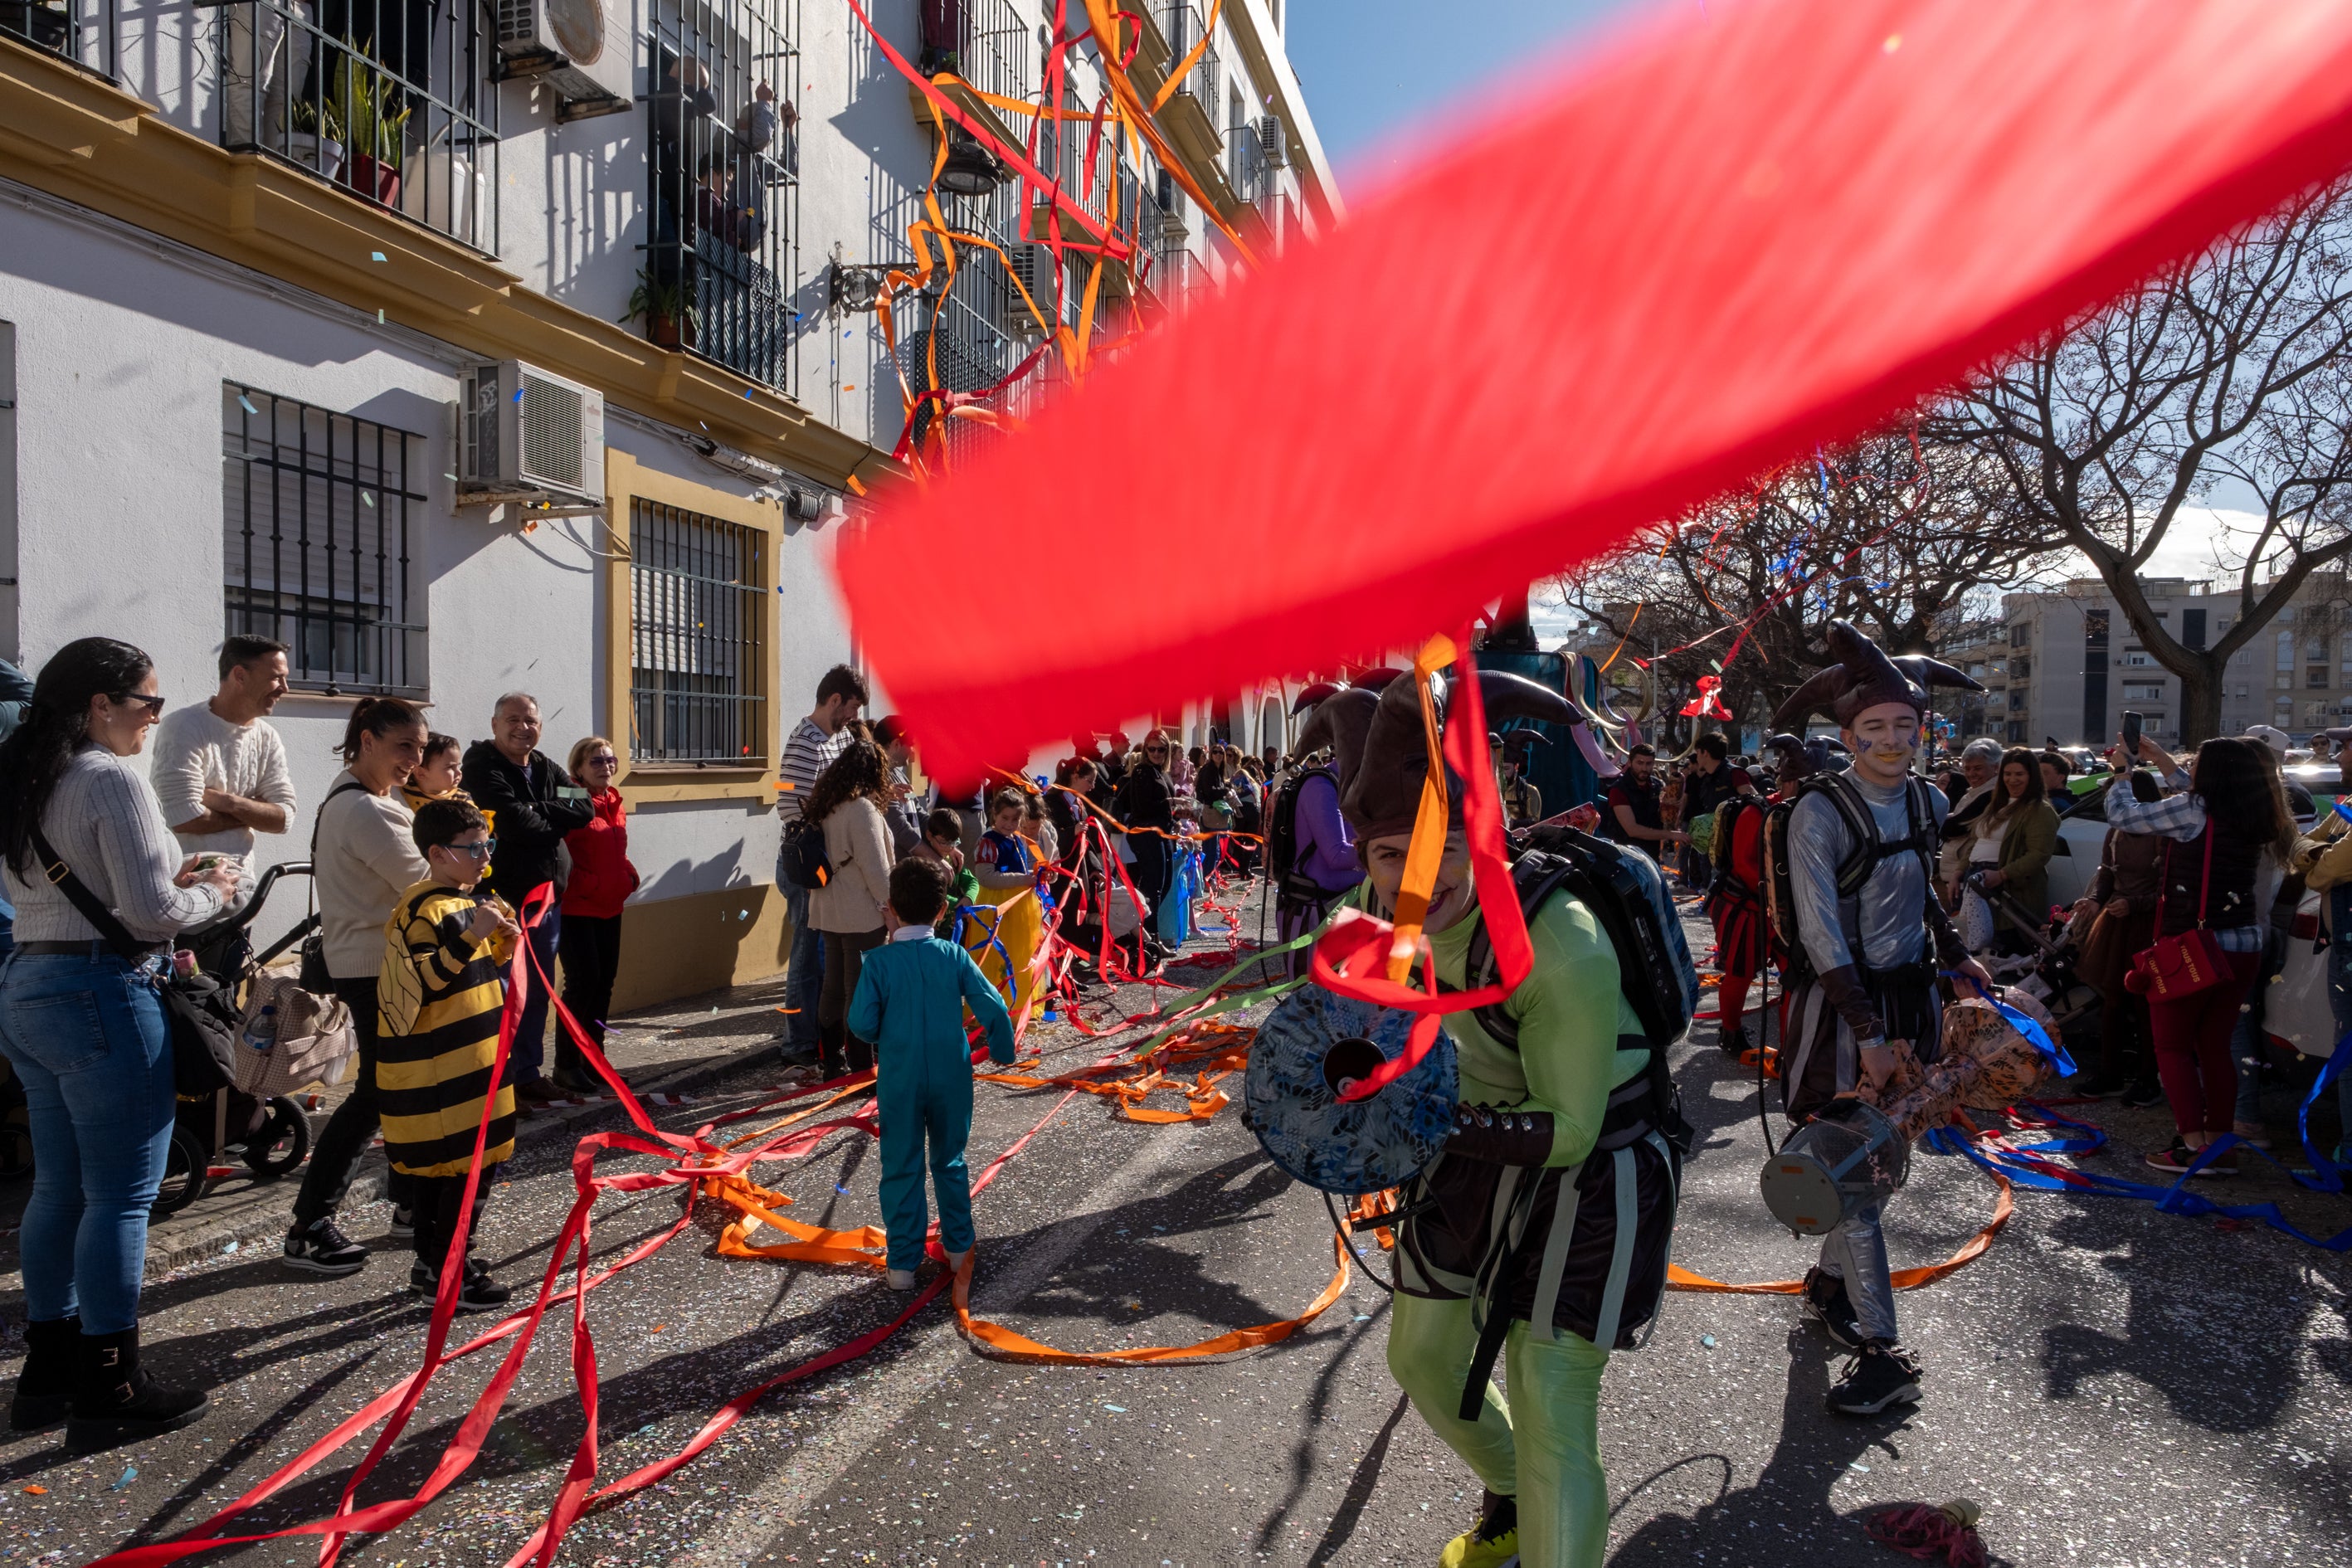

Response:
(2121, 1080), (2168, 1109)
(1718, 1025), (1752, 1059)
(386, 1205), (415, 1240)
(1828, 1339), (1922, 1415)
(2065, 1069), (2127, 1098)
(282, 1217), (369, 1277)
(409, 1260), (514, 1312)
(1801, 1267), (1864, 1350)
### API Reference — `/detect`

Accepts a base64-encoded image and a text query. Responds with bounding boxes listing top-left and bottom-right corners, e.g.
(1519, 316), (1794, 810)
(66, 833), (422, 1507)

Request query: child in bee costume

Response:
(1319, 671), (1697, 1568)
(1768, 622), (1994, 1416)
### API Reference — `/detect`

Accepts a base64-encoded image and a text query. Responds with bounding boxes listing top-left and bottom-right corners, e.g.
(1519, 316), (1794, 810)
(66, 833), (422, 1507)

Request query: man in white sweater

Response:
(149, 636), (298, 912)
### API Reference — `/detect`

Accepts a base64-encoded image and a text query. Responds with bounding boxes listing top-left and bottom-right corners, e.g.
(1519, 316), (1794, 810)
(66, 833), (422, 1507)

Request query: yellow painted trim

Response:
(601, 450), (786, 803)
(0, 37), (895, 490)
(605, 883), (791, 1015)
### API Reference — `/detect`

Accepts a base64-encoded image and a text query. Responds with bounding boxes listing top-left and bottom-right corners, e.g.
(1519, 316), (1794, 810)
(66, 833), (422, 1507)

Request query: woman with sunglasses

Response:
(1109, 728), (1196, 962)
(0, 638), (238, 1452)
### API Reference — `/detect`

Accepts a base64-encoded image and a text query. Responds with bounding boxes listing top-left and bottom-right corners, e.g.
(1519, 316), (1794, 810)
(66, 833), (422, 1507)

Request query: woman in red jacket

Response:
(557, 737), (640, 1095)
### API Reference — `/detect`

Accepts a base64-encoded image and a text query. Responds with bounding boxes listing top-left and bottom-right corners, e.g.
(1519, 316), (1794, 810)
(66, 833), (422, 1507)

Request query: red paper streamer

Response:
(834, 0), (2352, 782)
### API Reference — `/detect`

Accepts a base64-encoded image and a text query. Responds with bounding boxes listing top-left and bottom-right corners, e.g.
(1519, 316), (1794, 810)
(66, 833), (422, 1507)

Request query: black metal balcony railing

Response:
(919, 0), (1034, 106)
(1, 0), (115, 79)
(645, 0), (799, 392)
(218, 0), (499, 254)
(1156, 1), (1219, 119)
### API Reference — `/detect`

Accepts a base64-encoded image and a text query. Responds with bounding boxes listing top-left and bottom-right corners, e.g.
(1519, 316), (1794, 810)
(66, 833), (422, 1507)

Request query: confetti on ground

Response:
(110, 1466), (136, 1492)
(1102, 1405), (1125, 1414)
(22, 1484), (45, 1495)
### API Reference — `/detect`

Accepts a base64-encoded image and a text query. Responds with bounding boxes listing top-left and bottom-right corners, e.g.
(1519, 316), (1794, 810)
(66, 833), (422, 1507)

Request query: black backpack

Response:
(1268, 764), (1334, 894)
(782, 813), (833, 889)
(1710, 794), (1754, 881)
(1760, 772), (1941, 978)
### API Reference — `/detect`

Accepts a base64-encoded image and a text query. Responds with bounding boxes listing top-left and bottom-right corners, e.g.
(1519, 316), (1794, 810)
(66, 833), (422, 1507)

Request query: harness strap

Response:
(1529, 1166), (1585, 1343)
(1625, 1129), (1680, 1351)
(1590, 1144), (1643, 1349)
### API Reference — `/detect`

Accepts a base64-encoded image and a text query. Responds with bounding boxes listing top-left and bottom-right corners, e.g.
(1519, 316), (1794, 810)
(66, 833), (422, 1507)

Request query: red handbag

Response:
(2126, 830), (2230, 999)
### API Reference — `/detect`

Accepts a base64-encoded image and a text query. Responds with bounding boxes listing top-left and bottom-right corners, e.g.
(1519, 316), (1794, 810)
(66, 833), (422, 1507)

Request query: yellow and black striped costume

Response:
(374, 882), (518, 1178)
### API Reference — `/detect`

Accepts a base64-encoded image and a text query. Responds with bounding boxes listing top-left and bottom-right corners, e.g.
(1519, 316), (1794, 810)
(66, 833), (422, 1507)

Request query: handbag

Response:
(2126, 831), (2232, 1001)
(29, 826), (241, 1095)
(235, 970), (358, 1096)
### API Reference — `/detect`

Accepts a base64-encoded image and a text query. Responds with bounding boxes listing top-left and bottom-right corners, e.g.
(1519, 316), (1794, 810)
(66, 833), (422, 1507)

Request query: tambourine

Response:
(1243, 984), (1458, 1195)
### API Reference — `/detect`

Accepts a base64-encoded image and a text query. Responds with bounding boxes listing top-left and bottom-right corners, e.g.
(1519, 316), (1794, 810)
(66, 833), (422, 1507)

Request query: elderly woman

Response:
(1936, 737), (2005, 893)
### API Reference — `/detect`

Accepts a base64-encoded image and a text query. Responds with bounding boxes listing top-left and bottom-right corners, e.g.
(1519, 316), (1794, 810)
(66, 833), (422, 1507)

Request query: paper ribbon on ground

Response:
(835, 0), (2352, 782)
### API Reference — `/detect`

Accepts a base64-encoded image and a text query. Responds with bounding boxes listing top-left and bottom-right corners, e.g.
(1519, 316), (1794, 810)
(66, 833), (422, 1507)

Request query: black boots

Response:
(66, 1325), (209, 1453)
(8, 1316), (78, 1432)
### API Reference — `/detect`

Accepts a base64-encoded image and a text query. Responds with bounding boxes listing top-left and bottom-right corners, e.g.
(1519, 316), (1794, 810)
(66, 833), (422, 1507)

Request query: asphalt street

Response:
(1, 884), (2346, 1567)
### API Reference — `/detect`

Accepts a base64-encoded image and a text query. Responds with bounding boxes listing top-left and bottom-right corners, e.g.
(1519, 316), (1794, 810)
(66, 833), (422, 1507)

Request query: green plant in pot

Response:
(328, 41), (409, 207)
(623, 268), (699, 349)
(286, 95), (345, 181)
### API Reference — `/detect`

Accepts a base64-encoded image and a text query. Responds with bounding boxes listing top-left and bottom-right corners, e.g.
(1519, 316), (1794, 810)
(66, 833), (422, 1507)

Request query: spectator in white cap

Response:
(2240, 723), (2291, 760)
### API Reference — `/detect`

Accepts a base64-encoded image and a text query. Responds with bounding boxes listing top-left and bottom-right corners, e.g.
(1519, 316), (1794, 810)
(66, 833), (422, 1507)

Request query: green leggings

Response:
(1386, 1291), (1610, 1568)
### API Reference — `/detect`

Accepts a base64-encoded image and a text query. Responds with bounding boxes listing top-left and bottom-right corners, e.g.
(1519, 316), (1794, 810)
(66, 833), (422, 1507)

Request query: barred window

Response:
(630, 499), (767, 764)
(222, 384), (426, 696)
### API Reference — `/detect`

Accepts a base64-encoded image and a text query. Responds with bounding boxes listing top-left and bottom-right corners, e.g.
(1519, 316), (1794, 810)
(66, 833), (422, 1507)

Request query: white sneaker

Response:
(886, 1268), (918, 1291)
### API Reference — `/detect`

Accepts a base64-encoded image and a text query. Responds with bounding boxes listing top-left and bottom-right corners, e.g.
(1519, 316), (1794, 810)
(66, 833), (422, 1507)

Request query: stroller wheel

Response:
(242, 1097), (314, 1181)
(151, 1129), (209, 1215)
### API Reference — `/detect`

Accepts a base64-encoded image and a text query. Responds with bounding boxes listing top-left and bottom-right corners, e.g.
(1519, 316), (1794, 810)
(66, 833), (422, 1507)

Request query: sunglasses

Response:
(442, 837), (498, 859)
(1144, 744), (1169, 755)
(112, 692), (167, 718)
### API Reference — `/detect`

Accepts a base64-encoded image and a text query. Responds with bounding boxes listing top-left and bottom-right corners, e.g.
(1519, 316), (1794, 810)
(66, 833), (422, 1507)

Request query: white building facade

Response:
(0, 0), (1336, 1006)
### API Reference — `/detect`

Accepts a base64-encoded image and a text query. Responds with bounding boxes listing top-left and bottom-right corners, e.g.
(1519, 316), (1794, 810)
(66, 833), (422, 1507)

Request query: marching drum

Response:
(1242, 985), (1459, 1195)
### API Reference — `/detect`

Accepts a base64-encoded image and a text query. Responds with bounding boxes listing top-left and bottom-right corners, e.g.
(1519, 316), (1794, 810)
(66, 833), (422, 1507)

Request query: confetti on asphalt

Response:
(22, 1484), (45, 1495)
(1102, 1405), (1125, 1413)
(110, 1466), (136, 1492)
(1700, 1334), (1717, 1348)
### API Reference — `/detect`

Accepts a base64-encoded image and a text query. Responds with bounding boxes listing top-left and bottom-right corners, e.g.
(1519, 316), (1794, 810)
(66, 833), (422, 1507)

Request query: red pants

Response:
(2144, 947), (2260, 1137)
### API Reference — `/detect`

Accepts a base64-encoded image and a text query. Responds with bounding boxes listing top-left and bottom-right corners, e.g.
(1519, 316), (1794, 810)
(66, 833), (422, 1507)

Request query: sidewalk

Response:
(0, 974), (797, 1299)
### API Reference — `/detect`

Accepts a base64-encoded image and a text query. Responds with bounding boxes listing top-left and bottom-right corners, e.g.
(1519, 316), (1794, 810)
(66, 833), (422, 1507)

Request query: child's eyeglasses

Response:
(444, 838), (498, 859)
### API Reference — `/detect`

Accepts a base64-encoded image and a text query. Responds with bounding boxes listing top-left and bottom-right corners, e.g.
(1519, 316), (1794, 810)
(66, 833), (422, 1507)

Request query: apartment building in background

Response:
(1972, 575), (2352, 748)
(0, 0), (1334, 1006)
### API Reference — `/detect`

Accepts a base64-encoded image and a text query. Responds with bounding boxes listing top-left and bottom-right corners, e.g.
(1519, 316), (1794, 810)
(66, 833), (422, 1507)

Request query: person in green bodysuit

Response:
(1313, 671), (1691, 1568)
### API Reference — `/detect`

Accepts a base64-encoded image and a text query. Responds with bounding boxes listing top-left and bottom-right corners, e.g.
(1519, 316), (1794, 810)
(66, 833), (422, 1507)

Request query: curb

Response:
(0, 1037), (792, 1303)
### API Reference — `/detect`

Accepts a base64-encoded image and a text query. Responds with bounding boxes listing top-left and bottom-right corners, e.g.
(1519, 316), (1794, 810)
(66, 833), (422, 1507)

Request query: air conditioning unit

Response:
(1256, 115), (1287, 169)
(1006, 241), (1058, 331)
(456, 359), (606, 504)
(494, 0), (633, 121)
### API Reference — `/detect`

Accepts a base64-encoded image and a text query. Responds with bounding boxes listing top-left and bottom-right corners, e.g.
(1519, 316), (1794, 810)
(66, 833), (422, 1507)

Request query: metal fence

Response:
(1156, 0), (1219, 120)
(217, 0), (499, 253)
(629, 499), (769, 765)
(645, 0), (799, 391)
(1, 0), (116, 79)
(221, 382), (427, 697)
(930, 0), (1034, 105)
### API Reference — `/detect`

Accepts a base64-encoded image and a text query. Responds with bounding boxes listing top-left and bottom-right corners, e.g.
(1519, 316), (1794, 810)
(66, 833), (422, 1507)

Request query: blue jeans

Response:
(2325, 888), (2352, 1157)
(0, 948), (176, 1333)
(510, 903), (562, 1083)
(782, 880), (821, 1054)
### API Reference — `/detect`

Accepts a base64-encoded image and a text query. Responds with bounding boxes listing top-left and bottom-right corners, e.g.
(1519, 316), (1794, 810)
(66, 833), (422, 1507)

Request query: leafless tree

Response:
(1548, 433), (2055, 739)
(1936, 175), (2352, 743)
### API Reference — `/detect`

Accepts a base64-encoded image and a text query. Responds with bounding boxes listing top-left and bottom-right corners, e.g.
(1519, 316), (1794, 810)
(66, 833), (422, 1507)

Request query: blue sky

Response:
(1288, 0), (1663, 180)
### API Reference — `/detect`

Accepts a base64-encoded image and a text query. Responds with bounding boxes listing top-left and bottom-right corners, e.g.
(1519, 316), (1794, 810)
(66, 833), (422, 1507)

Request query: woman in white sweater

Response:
(806, 738), (894, 1079)
(281, 697), (431, 1278)
(0, 638), (238, 1453)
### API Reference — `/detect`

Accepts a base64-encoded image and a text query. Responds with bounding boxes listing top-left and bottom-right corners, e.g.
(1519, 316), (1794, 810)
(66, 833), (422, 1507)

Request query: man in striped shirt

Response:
(775, 664), (868, 1064)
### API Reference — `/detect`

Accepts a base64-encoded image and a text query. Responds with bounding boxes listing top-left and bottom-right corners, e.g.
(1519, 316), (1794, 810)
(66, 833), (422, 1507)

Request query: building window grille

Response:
(921, 0), (1035, 105)
(2310, 666), (2332, 689)
(645, 0), (799, 390)
(2, 0), (116, 80)
(629, 499), (767, 765)
(897, 179), (1022, 466)
(222, 384), (426, 697)
(217, 0), (499, 252)
(1158, 2), (1221, 116)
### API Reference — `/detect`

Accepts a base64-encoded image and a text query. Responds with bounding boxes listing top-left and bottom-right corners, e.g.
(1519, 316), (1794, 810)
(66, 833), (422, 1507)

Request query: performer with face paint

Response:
(1307, 670), (1692, 1568)
(1770, 622), (1993, 1416)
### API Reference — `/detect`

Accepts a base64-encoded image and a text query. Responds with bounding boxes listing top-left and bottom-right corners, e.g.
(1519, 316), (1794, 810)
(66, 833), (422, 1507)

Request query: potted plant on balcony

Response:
(333, 49), (409, 207)
(286, 97), (345, 183)
(623, 269), (699, 349)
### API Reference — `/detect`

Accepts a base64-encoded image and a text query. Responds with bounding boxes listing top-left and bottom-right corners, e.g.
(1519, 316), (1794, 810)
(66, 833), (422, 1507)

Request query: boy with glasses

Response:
(376, 799), (522, 1312)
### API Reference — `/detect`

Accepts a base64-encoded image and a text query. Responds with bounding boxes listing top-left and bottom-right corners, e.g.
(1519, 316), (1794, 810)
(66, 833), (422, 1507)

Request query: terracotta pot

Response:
(648, 310), (696, 349)
(347, 152), (401, 207)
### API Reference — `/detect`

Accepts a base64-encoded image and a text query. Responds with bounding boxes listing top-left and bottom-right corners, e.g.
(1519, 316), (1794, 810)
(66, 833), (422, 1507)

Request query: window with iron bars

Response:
(222, 383), (427, 697)
(1157, 1), (1220, 117)
(630, 499), (769, 765)
(897, 179), (1025, 466)
(2, 0), (117, 80)
(646, 0), (800, 391)
(217, 0), (499, 253)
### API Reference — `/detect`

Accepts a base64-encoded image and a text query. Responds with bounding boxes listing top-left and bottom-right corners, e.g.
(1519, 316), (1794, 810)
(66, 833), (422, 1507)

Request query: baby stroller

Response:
(153, 862), (337, 1215)
(1963, 873), (2101, 1049)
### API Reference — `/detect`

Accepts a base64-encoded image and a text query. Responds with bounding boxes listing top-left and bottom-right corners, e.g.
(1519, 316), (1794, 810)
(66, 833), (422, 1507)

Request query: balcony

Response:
(921, 0), (1035, 108)
(643, 0), (799, 392)
(0, 0), (114, 79)
(214, 0), (498, 253)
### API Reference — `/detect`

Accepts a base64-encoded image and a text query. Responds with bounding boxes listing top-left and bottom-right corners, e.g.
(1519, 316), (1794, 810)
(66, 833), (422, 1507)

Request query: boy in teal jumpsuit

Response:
(850, 858), (1017, 1289)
